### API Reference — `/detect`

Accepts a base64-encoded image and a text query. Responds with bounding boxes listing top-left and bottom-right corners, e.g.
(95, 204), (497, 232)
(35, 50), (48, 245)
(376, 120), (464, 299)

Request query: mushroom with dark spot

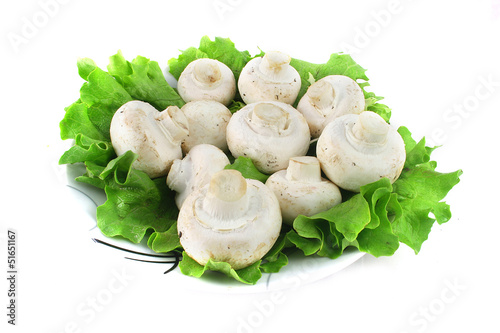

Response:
(238, 51), (301, 105)
(317, 111), (406, 192)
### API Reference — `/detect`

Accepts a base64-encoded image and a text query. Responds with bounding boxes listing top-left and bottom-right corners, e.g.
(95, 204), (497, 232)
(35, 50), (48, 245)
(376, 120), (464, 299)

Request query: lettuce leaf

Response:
(288, 178), (399, 258)
(224, 156), (270, 182)
(356, 180), (401, 256)
(147, 223), (181, 253)
(107, 51), (185, 110)
(168, 36), (263, 81)
(179, 252), (263, 285)
(77, 59), (133, 141)
(290, 54), (391, 121)
(59, 133), (115, 165)
(290, 54), (367, 104)
(167, 37), (391, 121)
(178, 231), (290, 284)
(94, 151), (179, 244)
(287, 128), (461, 258)
(60, 101), (106, 141)
(259, 232), (290, 273)
(227, 100), (246, 114)
(392, 127), (462, 253)
(75, 165), (107, 189)
(59, 52), (186, 246)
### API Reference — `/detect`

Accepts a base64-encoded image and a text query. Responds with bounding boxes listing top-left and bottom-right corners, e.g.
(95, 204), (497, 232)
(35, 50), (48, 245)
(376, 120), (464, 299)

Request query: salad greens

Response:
(59, 36), (462, 285)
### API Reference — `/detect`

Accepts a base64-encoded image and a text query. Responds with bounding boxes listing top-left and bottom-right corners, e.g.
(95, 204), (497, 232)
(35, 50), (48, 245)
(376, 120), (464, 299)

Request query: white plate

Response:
(62, 64), (365, 292)
(64, 162), (365, 294)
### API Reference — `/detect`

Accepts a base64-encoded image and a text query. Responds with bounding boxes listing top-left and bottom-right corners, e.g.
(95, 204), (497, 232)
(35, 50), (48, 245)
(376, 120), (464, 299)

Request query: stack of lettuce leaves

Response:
(59, 36), (462, 285)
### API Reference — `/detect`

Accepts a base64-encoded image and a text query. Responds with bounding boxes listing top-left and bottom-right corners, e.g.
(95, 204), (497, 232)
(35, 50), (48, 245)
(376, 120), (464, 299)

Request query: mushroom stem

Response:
(200, 170), (250, 226)
(258, 51), (291, 80)
(351, 111), (389, 144)
(158, 106), (189, 145)
(166, 159), (187, 193)
(308, 80), (335, 111)
(250, 102), (289, 134)
(193, 59), (222, 85)
(286, 156), (322, 182)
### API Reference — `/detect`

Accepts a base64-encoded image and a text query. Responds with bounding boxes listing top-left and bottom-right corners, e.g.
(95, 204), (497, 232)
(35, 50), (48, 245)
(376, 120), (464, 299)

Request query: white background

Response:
(1, 0), (499, 332)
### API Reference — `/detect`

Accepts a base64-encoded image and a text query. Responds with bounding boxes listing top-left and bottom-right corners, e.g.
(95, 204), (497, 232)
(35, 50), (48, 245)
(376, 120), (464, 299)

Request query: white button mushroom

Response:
(226, 101), (311, 174)
(296, 75), (366, 138)
(180, 100), (232, 154)
(109, 100), (189, 178)
(177, 169), (282, 270)
(316, 111), (406, 192)
(265, 156), (342, 225)
(238, 51), (301, 105)
(166, 144), (230, 209)
(177, 58), (236, 106)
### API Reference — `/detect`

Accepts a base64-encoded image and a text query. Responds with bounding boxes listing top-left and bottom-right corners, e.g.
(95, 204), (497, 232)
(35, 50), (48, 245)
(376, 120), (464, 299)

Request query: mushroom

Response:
(226, 101), (311, 174)
(296, 75), (365, 138)
(177, 58), (236, 106)
(110, 100), (189, 178)
(177, 169), (282, 270)
(166, 144), (230, 209)
(180, 100), (232, 154)
(265, 156), (342, 225)
(238, 51), (301, 105)
(316, 111), (406, 192)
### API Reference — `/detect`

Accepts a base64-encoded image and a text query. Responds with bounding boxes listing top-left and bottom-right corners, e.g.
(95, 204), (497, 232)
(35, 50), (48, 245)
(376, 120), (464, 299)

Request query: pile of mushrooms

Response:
(108, 51), (406, 270)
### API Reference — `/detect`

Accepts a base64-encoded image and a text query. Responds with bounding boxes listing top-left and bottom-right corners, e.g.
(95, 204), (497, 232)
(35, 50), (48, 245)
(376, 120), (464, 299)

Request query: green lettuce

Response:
(107, 51), (185, 110)
(179, 252), (263, 285)
(168, 36), (264, 82)
(392, 127), (463, 253)
(178, 231), (290, 284)
(86, 151), (179, 244)
(286, 128), (461, 259)
(224, 156), (270, 183)
(59, 133), (115, 166)
(167, 36), (391, 120)
(60, 73), (131, 142)
(59, 36), (461, 285)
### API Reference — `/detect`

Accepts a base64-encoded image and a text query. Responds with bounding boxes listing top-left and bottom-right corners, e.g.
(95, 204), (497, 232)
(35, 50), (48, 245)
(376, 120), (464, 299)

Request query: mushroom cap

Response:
(297, 75), (365, 138)
(166, 144), (230, 209)
(109, 100), (189, 178)
(177, 58), (236, 106)
(177, 169), (282, 270)
(238, 51), (301, 105)
(226, 101), (311, 174)
(316, 111), (406, 192)
(265, 156), (342, 225)
(180, 100), (232, 154)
